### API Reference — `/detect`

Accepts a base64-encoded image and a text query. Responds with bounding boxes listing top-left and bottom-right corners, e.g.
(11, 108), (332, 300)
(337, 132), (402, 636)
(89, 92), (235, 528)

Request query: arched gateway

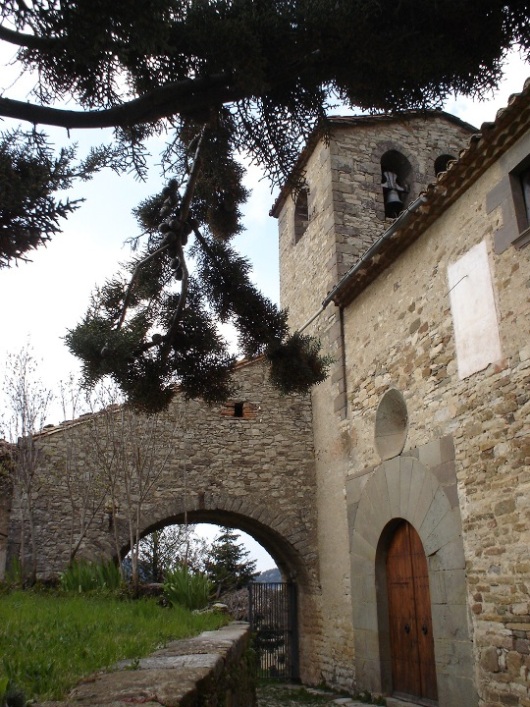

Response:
(4, 359), (322, 683)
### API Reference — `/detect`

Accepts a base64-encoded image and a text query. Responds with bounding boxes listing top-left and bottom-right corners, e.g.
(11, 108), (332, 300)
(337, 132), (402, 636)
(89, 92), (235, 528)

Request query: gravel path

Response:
(256, 682), (378, 706)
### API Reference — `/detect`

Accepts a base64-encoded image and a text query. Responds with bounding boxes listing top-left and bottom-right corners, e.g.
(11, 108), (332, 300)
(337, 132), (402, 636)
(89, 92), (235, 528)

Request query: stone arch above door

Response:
(347, 446), (478, 706)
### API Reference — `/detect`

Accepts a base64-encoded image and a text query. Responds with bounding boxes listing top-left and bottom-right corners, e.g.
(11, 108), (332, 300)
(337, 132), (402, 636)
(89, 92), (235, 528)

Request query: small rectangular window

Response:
(520, 168), (530, 224)
(510, 157), (530, 249)
(294, 187), (309, 243)
(220, 401), (258, 419)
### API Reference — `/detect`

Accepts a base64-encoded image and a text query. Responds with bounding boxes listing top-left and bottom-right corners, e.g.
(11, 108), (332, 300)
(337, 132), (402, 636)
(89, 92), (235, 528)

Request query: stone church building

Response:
(2, 80), (530, 706)
(271, 79), (530, 706)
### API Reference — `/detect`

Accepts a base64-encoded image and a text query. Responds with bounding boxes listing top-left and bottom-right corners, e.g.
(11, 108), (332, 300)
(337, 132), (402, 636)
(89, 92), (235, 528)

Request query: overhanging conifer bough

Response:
(0, 0), (527, 409)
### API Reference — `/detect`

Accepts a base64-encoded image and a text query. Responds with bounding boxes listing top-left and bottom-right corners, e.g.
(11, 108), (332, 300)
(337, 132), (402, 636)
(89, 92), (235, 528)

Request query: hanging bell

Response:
(385, 188), (403, 215)
(382, 170), (406, 218)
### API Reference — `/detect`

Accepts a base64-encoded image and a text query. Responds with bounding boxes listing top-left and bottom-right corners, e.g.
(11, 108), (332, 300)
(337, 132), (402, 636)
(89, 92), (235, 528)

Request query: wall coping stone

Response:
(37, 622), (255, 707)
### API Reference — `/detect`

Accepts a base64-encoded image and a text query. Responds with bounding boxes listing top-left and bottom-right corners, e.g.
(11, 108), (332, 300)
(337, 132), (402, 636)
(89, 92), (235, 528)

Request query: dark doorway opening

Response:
(249, 581), (299, 681)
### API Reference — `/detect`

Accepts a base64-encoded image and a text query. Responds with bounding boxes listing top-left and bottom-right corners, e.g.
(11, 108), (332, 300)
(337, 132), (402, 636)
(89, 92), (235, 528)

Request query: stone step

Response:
(386, 697), (434, 707)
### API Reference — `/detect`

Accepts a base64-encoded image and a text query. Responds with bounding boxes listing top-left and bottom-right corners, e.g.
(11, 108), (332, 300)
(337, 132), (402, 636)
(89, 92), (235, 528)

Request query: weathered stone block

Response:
(480, 646), (500, 673)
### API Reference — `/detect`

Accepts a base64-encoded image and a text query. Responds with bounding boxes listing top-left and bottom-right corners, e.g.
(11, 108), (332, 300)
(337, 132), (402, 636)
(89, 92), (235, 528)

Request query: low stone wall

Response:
(38, 622), (255, 707)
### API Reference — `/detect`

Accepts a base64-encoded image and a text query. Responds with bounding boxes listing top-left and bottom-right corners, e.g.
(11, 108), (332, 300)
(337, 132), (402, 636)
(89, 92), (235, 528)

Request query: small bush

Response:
(164, 566), (212, 611)
(59, 560), (122, 593)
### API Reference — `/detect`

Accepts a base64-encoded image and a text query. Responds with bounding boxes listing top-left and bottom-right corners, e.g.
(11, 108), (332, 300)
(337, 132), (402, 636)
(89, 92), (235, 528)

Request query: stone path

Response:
(256, 682), (380, 706)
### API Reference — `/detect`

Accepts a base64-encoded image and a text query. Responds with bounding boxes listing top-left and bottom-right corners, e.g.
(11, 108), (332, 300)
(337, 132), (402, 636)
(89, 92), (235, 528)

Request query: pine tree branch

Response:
(0, 75), (242, 129)
(116, 242), (171, 330)
(179, 126), (206, 222)
(115, 126), (206, 361)
(161, 236), (188, 360)
(160, 126), (206, 362)
(0, 23), (62, 50)
(192, 226), (216, 261)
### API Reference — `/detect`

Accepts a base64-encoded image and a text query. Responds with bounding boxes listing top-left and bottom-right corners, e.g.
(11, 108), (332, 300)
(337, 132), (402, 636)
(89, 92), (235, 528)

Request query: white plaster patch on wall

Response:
(448, 240), (502, 379)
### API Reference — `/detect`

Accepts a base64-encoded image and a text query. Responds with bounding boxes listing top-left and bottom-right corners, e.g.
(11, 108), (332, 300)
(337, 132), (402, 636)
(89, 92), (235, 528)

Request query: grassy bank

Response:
(0, 590), (228, 702)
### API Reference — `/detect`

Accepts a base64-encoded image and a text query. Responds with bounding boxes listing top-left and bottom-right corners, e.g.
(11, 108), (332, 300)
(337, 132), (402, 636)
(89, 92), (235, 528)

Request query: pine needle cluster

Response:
(66, 122), (331, 411)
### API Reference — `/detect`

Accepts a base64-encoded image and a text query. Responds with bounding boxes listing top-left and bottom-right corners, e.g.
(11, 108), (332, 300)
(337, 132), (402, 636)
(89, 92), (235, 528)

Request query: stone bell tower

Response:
(272, 112), (476, 353)
(270, 111), (476, 690)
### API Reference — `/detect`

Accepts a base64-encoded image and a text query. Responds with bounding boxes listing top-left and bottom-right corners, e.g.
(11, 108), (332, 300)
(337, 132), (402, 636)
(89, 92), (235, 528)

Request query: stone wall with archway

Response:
(117, 496), (323, 684)
(346, 437), (477, 706)
(125, 494), (316, 584)
(5, 358), (323, 683)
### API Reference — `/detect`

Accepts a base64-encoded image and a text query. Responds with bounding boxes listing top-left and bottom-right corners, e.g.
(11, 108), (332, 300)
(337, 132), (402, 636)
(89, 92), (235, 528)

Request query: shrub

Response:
(59, 560), (122, 593)
(164, 566), (212, 611)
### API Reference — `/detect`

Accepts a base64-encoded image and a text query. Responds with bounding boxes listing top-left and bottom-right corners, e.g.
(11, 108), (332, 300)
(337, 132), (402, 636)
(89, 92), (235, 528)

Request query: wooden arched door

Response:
(386, 520), (438, 704)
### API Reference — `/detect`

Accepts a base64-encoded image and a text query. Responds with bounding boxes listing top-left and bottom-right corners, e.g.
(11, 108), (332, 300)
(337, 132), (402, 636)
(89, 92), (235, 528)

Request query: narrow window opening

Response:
(294, 187), (309, 243)
(509, 156), (530, 249)
(521, 168), (530, 224)
(220, 400), (257, 419)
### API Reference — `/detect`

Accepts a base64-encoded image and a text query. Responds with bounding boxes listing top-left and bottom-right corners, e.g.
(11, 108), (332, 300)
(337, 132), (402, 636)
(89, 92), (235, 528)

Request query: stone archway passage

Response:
(386, 520), (437, 703)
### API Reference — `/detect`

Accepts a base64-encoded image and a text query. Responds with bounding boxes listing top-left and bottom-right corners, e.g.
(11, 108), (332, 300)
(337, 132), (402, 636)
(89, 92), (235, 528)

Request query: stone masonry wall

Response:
(278, 137), (335, 333)
(8, 359), (316, 578)
(340, 128), (530, 706)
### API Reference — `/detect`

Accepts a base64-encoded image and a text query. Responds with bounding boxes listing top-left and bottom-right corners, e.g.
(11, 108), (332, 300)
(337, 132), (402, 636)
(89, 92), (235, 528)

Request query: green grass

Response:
(0, 590), (229, 702)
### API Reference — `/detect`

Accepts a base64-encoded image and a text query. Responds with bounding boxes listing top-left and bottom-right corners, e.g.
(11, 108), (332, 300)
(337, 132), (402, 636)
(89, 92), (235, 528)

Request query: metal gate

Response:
(248, 582), (299, 680)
